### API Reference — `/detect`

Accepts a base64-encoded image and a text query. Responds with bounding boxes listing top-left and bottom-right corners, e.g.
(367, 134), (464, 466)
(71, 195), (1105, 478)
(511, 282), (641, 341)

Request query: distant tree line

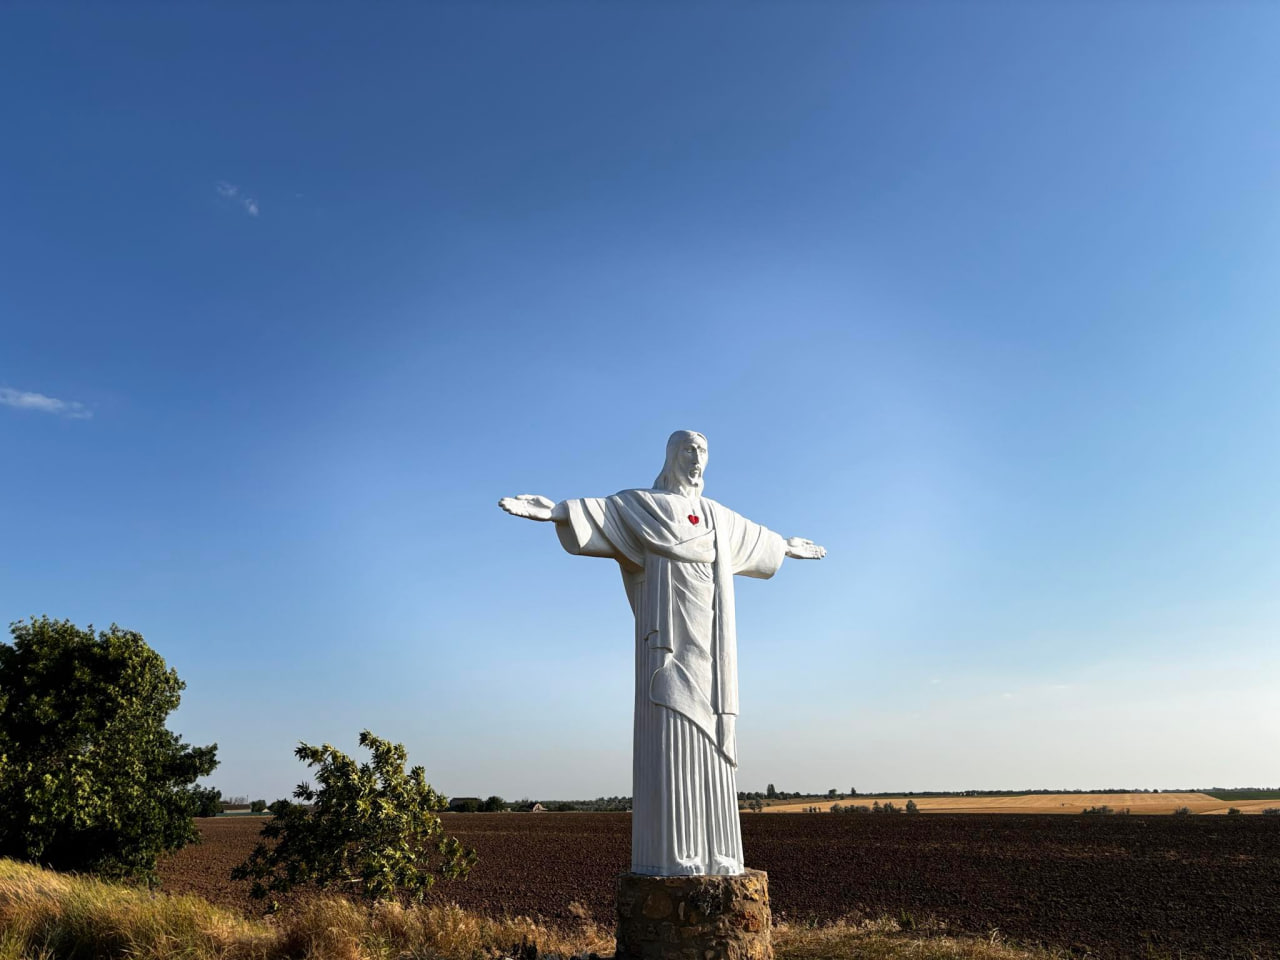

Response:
(831, 800), (920, 815)
(448, 795), (633, 813)
(740, 784), (1280, 801)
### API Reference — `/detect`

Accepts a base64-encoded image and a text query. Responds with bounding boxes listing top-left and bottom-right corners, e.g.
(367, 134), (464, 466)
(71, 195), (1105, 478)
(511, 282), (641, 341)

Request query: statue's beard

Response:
(682, 467), (704, 492)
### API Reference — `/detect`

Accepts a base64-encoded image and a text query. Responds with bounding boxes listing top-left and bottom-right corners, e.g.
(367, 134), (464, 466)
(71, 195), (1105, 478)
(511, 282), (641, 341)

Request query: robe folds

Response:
(555, 489), (785, 876)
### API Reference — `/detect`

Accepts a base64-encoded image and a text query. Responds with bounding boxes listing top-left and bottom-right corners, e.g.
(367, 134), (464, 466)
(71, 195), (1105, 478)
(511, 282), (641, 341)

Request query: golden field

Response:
(761, 791), (1280, 814)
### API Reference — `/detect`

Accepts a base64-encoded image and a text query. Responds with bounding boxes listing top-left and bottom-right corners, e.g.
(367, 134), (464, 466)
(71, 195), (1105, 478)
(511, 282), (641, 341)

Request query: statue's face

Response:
(675, 435), (708, 487)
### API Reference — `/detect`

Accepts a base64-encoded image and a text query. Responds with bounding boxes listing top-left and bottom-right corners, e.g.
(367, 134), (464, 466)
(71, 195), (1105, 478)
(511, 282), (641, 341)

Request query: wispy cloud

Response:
(0, 387), (92, 419)
(215, 180), (260, 217)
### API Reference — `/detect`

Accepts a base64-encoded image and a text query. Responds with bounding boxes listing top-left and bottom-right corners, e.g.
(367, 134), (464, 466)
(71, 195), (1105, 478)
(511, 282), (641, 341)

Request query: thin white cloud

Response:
(0, 387), (92, 419)
(216, 181), (260, 217)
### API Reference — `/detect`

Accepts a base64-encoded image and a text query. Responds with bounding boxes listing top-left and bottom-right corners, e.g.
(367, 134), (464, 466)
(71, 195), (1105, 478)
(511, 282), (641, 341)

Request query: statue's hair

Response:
(654, 429), (708, 492)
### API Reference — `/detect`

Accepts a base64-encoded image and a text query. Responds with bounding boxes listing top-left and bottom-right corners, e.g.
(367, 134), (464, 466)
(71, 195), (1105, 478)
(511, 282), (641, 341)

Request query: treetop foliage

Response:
(233, 730), (476, 904)
(0, 616), (218, 880)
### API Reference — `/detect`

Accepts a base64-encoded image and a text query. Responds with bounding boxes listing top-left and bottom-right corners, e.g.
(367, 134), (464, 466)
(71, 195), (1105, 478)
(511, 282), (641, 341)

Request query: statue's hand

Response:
(498, 494), (557, 522)
(785, 537), (826, 560)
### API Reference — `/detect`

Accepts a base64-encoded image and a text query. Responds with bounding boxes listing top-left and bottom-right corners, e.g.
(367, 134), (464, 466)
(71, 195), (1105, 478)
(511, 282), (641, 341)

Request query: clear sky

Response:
(2, 3), (1277, 803)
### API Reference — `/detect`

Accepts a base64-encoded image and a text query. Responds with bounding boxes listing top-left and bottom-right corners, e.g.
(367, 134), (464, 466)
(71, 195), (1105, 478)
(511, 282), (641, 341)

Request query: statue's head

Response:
(654, 430), (708, 494)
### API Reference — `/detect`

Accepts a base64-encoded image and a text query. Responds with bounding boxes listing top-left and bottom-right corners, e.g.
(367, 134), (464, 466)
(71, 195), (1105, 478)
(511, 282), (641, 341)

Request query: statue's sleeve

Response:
(555, 498), (616, 558)
(722, 507), (786, 579)
(554, 497), (645, 571)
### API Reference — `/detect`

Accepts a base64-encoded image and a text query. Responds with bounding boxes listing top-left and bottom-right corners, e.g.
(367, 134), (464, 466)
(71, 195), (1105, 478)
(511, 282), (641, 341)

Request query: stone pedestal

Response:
(615, 870), (772, 960)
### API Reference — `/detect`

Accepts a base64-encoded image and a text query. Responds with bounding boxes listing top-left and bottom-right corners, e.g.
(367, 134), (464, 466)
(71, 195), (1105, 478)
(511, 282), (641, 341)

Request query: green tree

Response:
(480, 795), (507, 812)
(766, 783), (777, 799)
(191, 785), (224, 817)
(250, 799), (268, 813)
(0, 617), (218, 880)
(232, 730), (476, 903)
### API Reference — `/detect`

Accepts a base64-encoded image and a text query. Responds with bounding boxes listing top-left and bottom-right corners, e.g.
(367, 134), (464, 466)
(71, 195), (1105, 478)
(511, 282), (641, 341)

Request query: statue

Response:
(499, 430), (825, 877)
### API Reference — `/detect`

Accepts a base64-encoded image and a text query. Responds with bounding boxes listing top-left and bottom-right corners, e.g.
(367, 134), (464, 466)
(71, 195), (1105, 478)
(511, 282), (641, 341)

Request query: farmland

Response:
(160, 812), (1280, 960)
(761, 791), (1280, 814)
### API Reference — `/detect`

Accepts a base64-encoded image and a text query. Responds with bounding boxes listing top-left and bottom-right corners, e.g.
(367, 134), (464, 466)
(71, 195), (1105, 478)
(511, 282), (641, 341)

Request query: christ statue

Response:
(499, 430), (825, 877)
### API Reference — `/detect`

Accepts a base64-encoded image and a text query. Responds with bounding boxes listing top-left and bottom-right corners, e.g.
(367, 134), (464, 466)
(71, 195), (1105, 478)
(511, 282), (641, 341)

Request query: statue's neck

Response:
(664, 481), (702, 499)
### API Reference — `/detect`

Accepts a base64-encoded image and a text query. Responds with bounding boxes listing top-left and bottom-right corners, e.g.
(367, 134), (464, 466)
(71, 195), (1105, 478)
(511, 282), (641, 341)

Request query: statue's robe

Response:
(555, 488), (785, 875)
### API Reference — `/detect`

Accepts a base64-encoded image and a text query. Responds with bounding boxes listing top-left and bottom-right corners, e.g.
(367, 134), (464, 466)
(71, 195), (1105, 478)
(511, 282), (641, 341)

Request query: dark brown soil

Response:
(158, 813), (1280, 959)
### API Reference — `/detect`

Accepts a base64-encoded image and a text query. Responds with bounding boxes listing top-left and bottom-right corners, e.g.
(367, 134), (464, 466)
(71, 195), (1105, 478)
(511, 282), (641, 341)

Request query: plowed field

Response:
(159, 813), (1280, 959)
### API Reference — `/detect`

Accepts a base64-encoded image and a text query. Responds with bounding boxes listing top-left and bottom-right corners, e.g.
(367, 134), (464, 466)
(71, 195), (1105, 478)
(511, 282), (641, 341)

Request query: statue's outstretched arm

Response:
(497, 495), (568, 523)
(784, 537), (826, 560)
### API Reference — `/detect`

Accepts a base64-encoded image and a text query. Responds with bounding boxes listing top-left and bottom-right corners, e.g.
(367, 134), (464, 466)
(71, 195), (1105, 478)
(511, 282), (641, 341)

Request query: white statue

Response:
(499, 430), (825, 877)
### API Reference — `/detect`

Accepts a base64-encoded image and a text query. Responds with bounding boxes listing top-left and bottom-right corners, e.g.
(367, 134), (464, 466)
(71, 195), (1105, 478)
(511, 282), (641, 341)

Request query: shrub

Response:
(0, 617), (218, 880)
(1261, 808), (1280, 816)
(1082, 805), (1114, 815)
(1171, 806), (1192, 816)
(232, 730), (476, 903)
(905, 799), (920, 814)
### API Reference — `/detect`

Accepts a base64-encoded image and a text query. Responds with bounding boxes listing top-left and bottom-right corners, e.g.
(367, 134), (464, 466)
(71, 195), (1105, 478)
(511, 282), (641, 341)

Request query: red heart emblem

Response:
(688, 515), (700, 525)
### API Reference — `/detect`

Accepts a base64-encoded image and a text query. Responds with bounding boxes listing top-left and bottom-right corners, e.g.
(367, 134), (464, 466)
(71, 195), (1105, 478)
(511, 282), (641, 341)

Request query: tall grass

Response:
(0, 858), (1064, 960)
(0, 858), (607, 960)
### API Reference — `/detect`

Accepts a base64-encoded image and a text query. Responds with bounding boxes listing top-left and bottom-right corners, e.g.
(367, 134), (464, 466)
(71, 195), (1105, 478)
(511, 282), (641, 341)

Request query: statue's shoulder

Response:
(611, 487), (661, 503)
(609, 488), (677, 517)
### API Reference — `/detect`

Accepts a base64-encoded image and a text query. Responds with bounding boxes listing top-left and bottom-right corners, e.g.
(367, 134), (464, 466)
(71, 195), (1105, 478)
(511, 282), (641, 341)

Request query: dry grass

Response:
(0, 858), (607, 960)
(762, 791), (1278, 815)
(775, 918), (1070, 960)
(0, 857), (1060, 960)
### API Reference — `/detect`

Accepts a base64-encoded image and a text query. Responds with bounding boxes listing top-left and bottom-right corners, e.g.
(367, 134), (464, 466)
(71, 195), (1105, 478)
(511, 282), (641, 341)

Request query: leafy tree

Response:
(192, 786), (224, 817)
(905, 799), (920, 814)
(250, 799), (268, 813)
(766, 783), (776, 799)
(232, 730), (476, 903)
(480, 795), (507, 812)
(0, 617), (218, 880)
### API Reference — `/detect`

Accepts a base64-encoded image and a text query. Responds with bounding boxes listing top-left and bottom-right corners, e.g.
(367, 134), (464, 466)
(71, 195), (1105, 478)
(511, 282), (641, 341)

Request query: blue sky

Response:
(2, 3), (1277, 801)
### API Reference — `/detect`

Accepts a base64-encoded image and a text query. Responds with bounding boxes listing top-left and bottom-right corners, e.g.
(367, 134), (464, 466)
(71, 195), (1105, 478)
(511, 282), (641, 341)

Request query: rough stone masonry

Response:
(615, 871), (772, 960)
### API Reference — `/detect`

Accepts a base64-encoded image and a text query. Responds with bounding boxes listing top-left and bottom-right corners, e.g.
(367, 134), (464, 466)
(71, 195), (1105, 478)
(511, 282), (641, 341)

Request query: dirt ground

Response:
(159, 812), (1280, 960)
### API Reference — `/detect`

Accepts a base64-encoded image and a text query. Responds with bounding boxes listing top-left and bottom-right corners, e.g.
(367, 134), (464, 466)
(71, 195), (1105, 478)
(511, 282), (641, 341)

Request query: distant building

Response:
(529, 802), (547, 813)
